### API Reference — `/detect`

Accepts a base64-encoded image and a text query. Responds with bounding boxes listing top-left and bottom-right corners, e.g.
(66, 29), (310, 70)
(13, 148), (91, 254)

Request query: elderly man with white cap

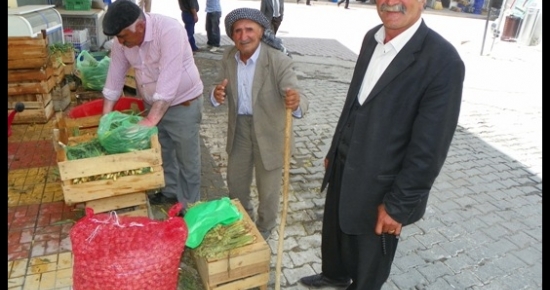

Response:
(211, 8), (309, 240)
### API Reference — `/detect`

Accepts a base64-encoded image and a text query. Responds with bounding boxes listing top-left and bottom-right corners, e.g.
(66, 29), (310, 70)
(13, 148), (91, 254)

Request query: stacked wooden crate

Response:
(52, 112), (164, 217)
(8, 34), (73, 124)
(52, 48), (75, 111)
(191, 199), (271, 290)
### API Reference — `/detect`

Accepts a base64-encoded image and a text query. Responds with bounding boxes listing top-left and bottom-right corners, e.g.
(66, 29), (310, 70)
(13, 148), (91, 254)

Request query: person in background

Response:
(210, 8), (309, 240)
(299, 0), (465, 289)
(205, 0), (222, 52)
(337, 0), (350, 9)
(297, 0), (315, 5)
(138, 0), (151, 12)
(178, 0), (200, 52)
(101, 0), (204, 215)
(260, 0), (284, 35)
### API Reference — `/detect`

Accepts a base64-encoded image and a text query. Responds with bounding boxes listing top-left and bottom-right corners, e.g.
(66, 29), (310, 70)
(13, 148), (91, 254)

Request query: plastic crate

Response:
(68, 97), (145, 118)
(61, 15), (107, 51)
(73, 40), (91, 54)
(64, 28), (90, 55)
(64, 0), (92, 11)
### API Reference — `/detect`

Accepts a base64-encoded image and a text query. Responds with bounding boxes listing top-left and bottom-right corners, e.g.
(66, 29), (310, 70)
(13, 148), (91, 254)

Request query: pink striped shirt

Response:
(102, 13), (203, 106)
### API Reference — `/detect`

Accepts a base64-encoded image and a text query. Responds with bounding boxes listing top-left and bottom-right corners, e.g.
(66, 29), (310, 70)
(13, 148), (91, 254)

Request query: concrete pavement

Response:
(151, 0), (542, 289)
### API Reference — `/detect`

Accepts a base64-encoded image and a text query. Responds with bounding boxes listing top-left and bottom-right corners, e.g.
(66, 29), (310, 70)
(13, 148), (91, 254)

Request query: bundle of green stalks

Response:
(193, 219), (256, 259)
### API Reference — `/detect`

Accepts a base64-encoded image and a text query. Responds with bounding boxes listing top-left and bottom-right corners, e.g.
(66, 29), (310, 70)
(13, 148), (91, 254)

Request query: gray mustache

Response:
(380, 4), (406, 13)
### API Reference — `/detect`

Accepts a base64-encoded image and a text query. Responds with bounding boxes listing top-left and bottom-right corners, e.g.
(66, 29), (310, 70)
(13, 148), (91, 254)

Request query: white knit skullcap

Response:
(224, 8), (270, 38)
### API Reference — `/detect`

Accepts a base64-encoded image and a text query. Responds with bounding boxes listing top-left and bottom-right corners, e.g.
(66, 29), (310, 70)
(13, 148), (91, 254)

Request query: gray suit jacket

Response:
(217, 44), (309, 171)
(322, 20), (465, 234)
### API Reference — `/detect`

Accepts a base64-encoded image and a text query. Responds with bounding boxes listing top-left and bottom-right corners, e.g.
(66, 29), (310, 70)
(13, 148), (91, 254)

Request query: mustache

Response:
(380, 3), (406, 13)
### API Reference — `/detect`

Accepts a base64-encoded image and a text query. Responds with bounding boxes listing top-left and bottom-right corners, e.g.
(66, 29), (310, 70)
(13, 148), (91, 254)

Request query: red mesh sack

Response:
(70, 203), (187, 290)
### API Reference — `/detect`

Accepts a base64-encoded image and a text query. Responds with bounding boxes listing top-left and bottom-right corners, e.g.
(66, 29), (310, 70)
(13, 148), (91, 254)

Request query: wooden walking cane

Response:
(275, 108), (292, 290)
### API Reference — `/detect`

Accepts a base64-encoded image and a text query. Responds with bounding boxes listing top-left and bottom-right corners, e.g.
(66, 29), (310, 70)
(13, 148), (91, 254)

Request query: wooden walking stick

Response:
(275, 108), (292, 290)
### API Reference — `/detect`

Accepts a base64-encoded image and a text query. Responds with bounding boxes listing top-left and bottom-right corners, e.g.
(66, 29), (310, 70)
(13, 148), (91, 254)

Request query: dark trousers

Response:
(181, 11), (199, 51)
(270, 16), (283, 35)
(205, 11), (221, 47)
(321, 100), (399, 289)
(338, 0), (350, 8)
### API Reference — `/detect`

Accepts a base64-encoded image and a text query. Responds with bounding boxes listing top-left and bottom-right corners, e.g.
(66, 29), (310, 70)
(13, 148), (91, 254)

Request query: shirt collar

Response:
(374, 17), (423, 53)
(142, 13), (153, 44)
(235, 43), (262, 64)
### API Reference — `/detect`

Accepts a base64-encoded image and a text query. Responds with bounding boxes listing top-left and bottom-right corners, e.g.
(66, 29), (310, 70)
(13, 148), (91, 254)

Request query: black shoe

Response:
(338, 2), (341, 6)
(299, 273), (351, 288)
(148, 192), (178, 205)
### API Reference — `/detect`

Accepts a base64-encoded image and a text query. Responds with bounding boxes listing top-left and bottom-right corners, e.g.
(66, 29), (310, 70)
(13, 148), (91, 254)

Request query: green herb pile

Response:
(192, 219), (256, 259)
(65, 138), (106, 160)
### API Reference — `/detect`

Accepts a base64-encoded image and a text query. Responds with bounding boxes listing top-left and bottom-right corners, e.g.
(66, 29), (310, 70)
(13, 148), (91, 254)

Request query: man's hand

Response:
(123, 123), (147, 136)
(102, 99), (117, 115)
(137, 118), (156, 127)
(284, 88), (300, 111)
(214, 79), (229, 104)
(375, 204), (403, 236)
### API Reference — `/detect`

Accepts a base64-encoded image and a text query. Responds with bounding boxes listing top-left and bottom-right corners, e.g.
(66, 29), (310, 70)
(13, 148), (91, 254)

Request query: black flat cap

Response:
(103, 0), (142, 36)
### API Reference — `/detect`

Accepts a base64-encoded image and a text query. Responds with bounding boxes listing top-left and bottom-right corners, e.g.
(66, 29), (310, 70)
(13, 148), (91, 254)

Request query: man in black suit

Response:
(300, 0), (465, 289)
(260, 0), (284, 34)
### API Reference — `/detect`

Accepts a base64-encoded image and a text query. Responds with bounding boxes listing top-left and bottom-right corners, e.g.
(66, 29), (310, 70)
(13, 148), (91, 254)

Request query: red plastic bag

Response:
(70, 204), (187, 290)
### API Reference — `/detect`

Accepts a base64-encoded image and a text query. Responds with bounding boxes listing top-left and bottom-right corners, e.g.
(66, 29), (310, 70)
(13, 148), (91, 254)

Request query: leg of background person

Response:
(227, 116), (256, 221)
(144, 0), (151, 12)
(211, 11), (221, 47)
(345, 0), (350, 9)
(271, 16), (283, 35)
(182, 11), (199, 51)
(206, 12), (214, 47)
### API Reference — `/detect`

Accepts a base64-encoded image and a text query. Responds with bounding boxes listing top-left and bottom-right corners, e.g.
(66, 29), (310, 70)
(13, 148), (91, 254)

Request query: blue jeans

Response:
(181, 11), (199, 51)
(205, 11), (221, 47)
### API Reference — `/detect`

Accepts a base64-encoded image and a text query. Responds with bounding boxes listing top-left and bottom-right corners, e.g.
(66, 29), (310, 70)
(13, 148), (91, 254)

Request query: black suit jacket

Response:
(322, 20), (465, 234)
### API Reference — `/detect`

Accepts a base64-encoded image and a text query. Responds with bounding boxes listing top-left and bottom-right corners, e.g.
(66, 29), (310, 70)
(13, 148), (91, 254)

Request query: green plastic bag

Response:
(184, 197), (243, 249)
(76, 50), (110, 91)
(97, 111), (158, 154)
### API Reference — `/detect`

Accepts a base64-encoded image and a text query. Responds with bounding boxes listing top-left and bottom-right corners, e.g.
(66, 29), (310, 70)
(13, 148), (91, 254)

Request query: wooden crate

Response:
(8, 61), (63, 83)
(52, 84), (71, 112)
(8, 94), (54, 124)
(53, 113), (165, 205)
(64, 63), (75, 75)
(74, 87), (104, 104)
(192, 199), (270, 290)
(8, 35), (50, 70)
(85, 192), (151, 218)
(8, 55), (66, 124)
(125, 67), (136, 89)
